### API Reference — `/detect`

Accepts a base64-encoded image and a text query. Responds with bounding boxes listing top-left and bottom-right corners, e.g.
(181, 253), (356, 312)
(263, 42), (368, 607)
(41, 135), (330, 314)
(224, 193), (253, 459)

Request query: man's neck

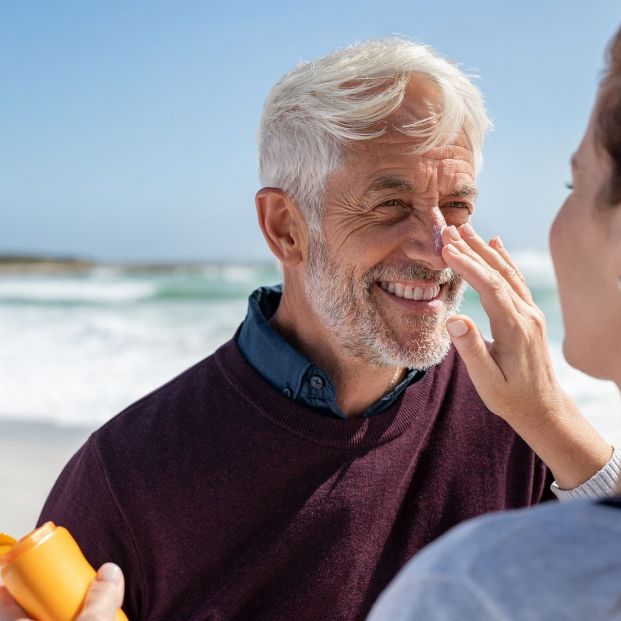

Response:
(270, 293), (405, 419)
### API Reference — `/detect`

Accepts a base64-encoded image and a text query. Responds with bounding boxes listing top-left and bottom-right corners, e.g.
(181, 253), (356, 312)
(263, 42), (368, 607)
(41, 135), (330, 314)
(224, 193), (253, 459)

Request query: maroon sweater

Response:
(39, 338), (554, 621)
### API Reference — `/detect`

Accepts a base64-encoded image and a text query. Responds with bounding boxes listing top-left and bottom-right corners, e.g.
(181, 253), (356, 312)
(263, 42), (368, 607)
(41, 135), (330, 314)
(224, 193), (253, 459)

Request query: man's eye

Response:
(374, 200), (409, 221)
(565, 182), (574, 190)
(443, 201), (471, 212)
(378, 199), (404, 207)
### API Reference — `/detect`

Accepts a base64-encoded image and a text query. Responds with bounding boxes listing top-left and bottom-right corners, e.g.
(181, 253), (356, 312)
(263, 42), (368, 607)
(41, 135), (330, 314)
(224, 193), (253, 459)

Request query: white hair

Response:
(259, 36), (492, 231)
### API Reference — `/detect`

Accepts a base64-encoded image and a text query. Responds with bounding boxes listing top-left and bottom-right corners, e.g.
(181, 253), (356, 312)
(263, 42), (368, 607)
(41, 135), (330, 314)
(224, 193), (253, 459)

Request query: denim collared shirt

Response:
(237, 284), (424, 420)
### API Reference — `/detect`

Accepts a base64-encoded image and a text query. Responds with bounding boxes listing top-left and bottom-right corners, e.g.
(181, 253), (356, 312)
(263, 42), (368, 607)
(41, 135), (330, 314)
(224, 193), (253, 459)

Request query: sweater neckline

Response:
(214, 338), (438, 451)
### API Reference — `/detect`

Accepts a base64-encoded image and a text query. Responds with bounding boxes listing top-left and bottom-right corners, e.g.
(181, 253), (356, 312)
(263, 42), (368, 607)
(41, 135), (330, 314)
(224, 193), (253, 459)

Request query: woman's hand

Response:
(441, 222), (612, 490)
(0, 563), (124, 621)
(440, 222), (559, 423)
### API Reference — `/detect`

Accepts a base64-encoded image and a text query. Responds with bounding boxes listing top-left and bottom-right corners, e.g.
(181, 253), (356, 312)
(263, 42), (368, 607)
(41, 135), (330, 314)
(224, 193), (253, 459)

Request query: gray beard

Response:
(304, 234), (464, 370)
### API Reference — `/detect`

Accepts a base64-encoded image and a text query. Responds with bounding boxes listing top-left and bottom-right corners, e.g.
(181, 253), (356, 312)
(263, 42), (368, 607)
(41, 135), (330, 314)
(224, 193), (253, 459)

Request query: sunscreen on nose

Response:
(0, 522), (128, 621)
(433, 223), (445, 256)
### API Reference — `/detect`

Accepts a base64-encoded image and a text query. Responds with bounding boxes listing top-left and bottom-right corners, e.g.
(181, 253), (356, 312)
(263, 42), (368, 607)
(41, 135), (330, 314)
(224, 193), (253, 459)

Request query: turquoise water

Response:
(0, 254), (618, 443)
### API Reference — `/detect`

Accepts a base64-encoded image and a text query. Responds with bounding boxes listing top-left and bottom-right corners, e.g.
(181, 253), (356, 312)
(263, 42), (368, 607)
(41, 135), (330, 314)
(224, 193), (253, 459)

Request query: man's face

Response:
(304, 82), (476, 369)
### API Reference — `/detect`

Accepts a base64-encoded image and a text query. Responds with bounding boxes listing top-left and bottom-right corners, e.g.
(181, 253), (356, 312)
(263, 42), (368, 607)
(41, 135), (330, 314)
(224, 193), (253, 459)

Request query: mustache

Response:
(364, 263), (461, 288)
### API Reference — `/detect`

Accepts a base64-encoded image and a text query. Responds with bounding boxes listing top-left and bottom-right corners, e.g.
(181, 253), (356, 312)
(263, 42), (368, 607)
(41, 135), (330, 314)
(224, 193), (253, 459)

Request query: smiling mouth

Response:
(377, 281), (442, 301)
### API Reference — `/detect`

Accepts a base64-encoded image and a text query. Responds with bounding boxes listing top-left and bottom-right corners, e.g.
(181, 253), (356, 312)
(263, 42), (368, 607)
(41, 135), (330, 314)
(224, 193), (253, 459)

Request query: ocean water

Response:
(0, 253), (619, 443)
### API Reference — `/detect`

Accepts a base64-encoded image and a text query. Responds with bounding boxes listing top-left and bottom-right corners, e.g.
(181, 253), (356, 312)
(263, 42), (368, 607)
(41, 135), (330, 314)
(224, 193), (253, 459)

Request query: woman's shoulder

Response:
(425, 498), (621, 566)
(369, 500), (621, 620)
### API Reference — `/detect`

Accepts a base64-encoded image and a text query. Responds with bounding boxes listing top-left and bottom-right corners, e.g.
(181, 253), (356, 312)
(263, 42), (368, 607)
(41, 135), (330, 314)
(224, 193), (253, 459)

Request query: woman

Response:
(367, 25), (621, 621)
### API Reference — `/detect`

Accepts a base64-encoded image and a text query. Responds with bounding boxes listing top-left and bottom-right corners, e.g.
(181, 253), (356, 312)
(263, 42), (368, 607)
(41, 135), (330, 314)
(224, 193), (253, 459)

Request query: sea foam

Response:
(0, 256), (618, 444)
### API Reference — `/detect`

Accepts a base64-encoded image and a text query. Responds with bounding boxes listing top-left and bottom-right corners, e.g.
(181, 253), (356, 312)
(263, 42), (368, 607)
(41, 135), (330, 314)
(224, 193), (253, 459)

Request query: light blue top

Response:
(367, 499), (621, 620)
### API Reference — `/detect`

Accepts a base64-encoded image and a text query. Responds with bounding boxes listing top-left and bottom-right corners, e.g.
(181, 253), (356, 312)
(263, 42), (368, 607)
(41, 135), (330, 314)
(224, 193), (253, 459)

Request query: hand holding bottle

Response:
(0, 563), (125, 621)
(0, 524), (127, 621)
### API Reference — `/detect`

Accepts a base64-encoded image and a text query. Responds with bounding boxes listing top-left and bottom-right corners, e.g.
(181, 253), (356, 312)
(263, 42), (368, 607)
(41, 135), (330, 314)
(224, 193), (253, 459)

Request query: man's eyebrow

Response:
(448, 184), (478, 198)
(366, 175), (416, 193)
(365, 177), (478, 199)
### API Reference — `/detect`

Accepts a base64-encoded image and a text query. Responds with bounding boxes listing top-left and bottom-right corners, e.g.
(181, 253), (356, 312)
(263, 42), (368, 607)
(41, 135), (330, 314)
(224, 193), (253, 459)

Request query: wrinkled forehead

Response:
(343, 130), (475, 172)
(327, 141), (476, 202)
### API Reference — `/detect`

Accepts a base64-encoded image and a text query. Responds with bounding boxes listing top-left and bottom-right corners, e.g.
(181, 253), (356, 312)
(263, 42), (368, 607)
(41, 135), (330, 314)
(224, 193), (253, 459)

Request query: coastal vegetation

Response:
(0, 255), (95, 274)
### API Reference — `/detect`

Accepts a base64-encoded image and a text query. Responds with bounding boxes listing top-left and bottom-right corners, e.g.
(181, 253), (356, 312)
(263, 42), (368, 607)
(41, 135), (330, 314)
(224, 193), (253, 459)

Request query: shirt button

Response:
(283, 387), (292, 398)
(310, 375), (324, 390)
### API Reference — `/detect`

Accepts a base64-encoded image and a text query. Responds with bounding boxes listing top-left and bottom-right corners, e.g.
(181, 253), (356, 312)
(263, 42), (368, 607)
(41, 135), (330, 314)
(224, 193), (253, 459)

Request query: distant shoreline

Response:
(0, 255), (96, 274)
(0, 254), (276, 275)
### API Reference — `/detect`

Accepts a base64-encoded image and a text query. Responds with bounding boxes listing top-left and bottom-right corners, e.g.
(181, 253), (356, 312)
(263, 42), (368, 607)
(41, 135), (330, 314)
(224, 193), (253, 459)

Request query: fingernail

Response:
(494, 236), (504, 248)
(447, 225), (460, 241)
(445, 243), (459, 255)
(97, 563), (122, 584)
(447, 319), (469, 338)
(461, 222), (475, 237)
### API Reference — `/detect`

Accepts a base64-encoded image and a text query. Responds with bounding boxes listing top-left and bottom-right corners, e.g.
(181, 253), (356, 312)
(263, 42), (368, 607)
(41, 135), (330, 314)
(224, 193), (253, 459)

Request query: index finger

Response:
(442, 241), (522, 341)
(457, 224), (534, 305)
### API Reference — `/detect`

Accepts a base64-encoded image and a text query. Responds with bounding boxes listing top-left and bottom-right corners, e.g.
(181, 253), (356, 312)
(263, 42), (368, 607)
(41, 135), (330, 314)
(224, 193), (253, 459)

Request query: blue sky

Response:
(2, 1), (621, 262)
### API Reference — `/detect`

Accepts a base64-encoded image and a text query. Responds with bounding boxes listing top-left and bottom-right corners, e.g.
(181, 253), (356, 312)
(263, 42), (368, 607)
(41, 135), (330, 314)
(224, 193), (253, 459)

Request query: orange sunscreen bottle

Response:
(0, 522), (128, 621)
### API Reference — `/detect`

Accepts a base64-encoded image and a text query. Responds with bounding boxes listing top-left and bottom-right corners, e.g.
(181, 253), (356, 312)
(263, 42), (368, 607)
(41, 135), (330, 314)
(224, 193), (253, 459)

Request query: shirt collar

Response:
(237, 284), (424, 419)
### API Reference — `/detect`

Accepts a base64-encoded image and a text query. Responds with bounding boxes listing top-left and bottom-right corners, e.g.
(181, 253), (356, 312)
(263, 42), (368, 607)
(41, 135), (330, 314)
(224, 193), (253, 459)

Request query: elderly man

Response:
(6, 38), (618, 621)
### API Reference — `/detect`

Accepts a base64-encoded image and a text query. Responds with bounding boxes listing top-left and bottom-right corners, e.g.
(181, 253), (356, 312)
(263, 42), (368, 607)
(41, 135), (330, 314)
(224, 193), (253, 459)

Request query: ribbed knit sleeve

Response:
(551, 446), (621, 501)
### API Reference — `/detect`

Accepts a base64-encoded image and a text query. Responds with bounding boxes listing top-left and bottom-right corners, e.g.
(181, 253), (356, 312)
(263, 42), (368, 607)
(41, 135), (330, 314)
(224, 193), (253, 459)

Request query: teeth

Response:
(422, 287), (434, 301)
(379, 282), (441, 301)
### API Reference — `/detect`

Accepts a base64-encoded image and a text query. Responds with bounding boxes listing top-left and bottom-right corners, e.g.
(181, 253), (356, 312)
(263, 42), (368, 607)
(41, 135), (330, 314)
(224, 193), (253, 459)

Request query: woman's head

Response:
(550, 26), (621, 386)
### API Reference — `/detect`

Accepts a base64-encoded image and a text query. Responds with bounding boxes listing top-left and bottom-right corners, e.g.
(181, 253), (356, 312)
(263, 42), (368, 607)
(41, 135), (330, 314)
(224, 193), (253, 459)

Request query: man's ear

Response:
(255, 188), (307, 266)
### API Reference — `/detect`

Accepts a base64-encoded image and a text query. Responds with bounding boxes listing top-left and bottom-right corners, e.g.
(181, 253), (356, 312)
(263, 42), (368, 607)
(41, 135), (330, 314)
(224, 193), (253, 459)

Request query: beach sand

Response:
(0, 421), (92, 537)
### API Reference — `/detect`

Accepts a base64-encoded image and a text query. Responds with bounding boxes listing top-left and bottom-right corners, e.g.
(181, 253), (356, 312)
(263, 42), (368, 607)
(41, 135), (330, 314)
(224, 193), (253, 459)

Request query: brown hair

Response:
(596, 26), (621, 206)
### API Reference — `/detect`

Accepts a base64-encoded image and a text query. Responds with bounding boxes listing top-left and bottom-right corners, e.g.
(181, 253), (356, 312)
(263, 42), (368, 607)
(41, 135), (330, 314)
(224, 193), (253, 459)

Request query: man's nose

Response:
(401, 209), (448, 271)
